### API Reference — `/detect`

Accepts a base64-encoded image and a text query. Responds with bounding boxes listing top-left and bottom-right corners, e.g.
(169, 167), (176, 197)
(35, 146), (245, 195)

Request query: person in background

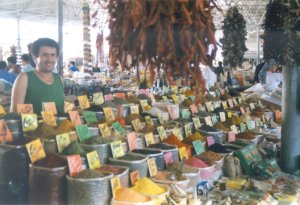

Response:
(10, 38), (64, 114)
(214, 61), (224, 81)
(7, 56), (21, 75)
(254, 60), (265, 83)
(0, 60), (17, 85)
(259, 59), (282, 91)
(21, 54), (34, 72)
(68, 61), (79, 72)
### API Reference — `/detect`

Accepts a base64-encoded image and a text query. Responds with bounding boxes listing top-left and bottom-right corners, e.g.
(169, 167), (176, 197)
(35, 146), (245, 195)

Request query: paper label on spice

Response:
(103, 107), (115, 123)
(86, 151), (101, 170)
(42, 102), (57, 115)
(233, 98), (239, 106)
(127, 132), (138, 151)
(132, 118), (141, 132)
(130, 170), (140, 185)
(180, 95), (186, 102)
(193, 140), (204, 155)
(205, 102), (214, 112)
(204, 116), (213, 127)
(104, 94), (113, 101)
(172, 128), (183, 141)
(171, 85), (178, 93)
(162, 96), (169, 103)
(139, 89), (150, 96)
(179, 146), (188, 160)
(171, 94), (179, 104)
(245, 107), (252, 115)
(184, 124), (192, 137)
(164, 152), (173, 166)
(207, 136), (215, 147)
(98, 123), (111, 138)
(255, 118), (262, 127)
(214, 101), (221, 109)
(222, 101), (228, 109)
(67, 155), (82, 177)
(250, 103), (256, 110)
(240, 107), (245, 114)
(147, 158), (157, 177)
(227, 112), (232, 118)
(64, 101), (74, 113)
(227, 99), (234, 108)
(0, 106), (6, 115)
(115, 92), (126, 100)
(198, 104), (206, 112)
(163, 86), (169, 94)
(157, 113), (164, 124)
(25, 138), (46, 163)
(145, 116), (154, 126)
(228, 131), (236, 142)
(78, 95), (90, 109)
(181, 109), (191, 119)
(157, 126), (167, 141)
(112, 121), (126, 136)
(219, 112), (226, 122)
(76, 124), (92, 141)
(22, 114), (38, 132)
(190, 95), (195, 102)
(130, 105), (139, 114)
(93, 92), (104, 105)
(230, 125), (238, 134)
(0, 120), (13, 143)
(192, 117), (201, 129)
(246, 121), (256, 130)
(17, 104), (33, 114)
(110, 176), (121, 198)
(240, 123), (246, 133)
(257, 100), (263, 108)
(190, 104), (198, 114)
(211, 115), (218, 125)
(41, 111), (57, 127)
(56, 133), (70, 153)
(275, 110), (282, 121)
(167, 105), (177, 120)
(145, 132), (155, 147)
(238, 97), (243, 104)
(140, 100), (150, 112)
(69, 111), (82, 126)
(110, 140), (124, 159)
(82, 111), (98, 124)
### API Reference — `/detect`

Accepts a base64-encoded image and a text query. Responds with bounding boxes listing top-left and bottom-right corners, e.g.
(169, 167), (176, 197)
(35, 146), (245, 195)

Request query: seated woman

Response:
(259, 59), (282, 91)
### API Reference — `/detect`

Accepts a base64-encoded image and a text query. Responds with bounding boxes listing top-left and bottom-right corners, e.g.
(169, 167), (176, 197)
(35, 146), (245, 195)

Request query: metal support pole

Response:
(57, 0), (63, 75)
(280, 65), (300, 173)
(256, 25), (260, 64)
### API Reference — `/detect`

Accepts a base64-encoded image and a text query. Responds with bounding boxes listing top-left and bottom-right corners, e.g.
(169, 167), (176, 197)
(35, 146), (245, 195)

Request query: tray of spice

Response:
(235, 131), (261, 145)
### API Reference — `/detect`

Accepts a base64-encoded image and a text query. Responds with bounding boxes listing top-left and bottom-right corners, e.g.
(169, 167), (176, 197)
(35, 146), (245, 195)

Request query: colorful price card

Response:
(157, 126), (167, 141)
(184, 124), (192, 137)
(82, 111), (98, 124)
(67, 155), (82, 177)
(130, 105), (139, 114)
(204, 116), (213, 127)
(41, 111), (57, 127)
(219, 88), (225, 95)
(222, 101), (228, 109)
(275, 110), (282, 121)
(22, 114), (38, 132)
(93, 92), (104, 105)
(127, 132), (138, 151)
(228, 99), (234, 108)
(172, 94), (179, 104)
(145, 116), (154, 126)
(198, 104), (206, 112)
(112, 121), (126, 136)
(157, 113), (164, 124)
(140, 100), (150, 112)
(257, 100), (263, 108)
(139, 89), (150, 96)
(163, 86), (169, 94)
(227, 112), (232, 118)
(193, 140), (205, 155)
(255, 118), (262, 127)
(240, 123), (246, 133)
(103, 107), (115, 123)
(98, 123), (111, 138)
(171, 86), (178, 93)
(115, 93), (126, 100)
(211, 115), (218, 125)
(219, 112), (226, 122)
(190, 104), (199, 114)
(78, 95), (90, 109)
(230, 125), (238, 134)
(132, 118), (141, 132)
(0, 120), (13, 143)
(104, 94), (113, 101)
(250, 103), (256, 110)
(147, 158), (157, 177)
(25, 138), (46, 163)
(162, 96), (169, 103)
(228, 131), (236, 142)
(0, 105), (6, 115)
(238, 97), (243, 104)
(69, 110), (82, 126)
(110, 176), (121, 198)
(86, 151), (101, 170)
(145, 132), (155, 147)
(179, 146), (188, 160)
(56, 133), (71, 153)
(205, 102), (214, 112)
(130, 170), (140, 185)
(110, 140), (125, 159)
(181, 109), (191, 119)
(214, 101), (221, 109)
(180, 95), (186, 102)
(76, 124), (91, 141)
(246, 121), (256, 130)
(172, 128), (183, 141)
(17, 104), (33, 114)
(166, 105), (177, 120)
(43, 102), (57, 115)
(245, 107), (252, 115)
(233, 98), (239, 106)
(64, 101), (75, 113)
(192, 117), (201, 129)
(164, 152), (173, 166)
(240, 107), (245, 114)
(207, 136), (215, 147)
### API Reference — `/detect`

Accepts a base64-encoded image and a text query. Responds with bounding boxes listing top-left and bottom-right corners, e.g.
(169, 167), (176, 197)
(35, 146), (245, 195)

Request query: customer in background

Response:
(0, 60), (17, 85)
(259, 59), (282, 91)
(21, 54), (34, 72)
(7, 56), (21, 75)
(214, 61), (224, 81)
(254, 60), (265, 83)
(68, 61), (79, 72)
(11, 38), (64, 114)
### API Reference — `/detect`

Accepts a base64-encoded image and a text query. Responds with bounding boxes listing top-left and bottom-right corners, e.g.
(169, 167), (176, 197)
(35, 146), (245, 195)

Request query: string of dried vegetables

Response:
(107, 0), (218, 102)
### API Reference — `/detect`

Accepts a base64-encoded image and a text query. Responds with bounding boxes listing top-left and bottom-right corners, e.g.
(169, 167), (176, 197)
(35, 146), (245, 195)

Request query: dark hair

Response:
(70, 61), (75, 66)
(7, 56), (17, 64)
(21, 54), (30, 62)
(218, 61), (222, 66)
(0, 61), (7, 70)
(31, 38), (60, 58)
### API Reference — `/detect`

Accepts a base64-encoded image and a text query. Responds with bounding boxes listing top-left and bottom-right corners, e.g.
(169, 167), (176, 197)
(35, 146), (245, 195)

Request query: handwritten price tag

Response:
(219, 112), (226, 122)
(22, 114), (38, 132)
(193, 140), (204, 155)
(145, 132), (155, 147)
(147, 158), (157, 177)
(222, 101), (228, 109)
(110, 140), (125, 159)
(233, 98), (239, 106)
(0, 120), (13, 143)
(227, 112), (232, 118)
(64, 101), (75, 113)
(205, 102), (214, 112)
(145, 116), (154, 126)
(86, 151), (101, 170)
(238, 97), (243, 104)
(41, 111), (57, 127)
(228, 99), (234, 108)
(0, 106), (6, 115)
(67, 155), (82, 177)
(162, 96), (169, 103)
(167, 105), (177, 120)
(230, 125), (238, 134)
(207, 136), (215, 147)
(172, 128), (183, 141)
(43, 102), (57, 115)
(184, 124), (192, 137)
(17, 104), (33, 114)
(246, 121), (256, 130)
(275, 110), (282, 121)
(172, 94), (179, 104)
(76, 124), (92, 141)
(110, 176), (121, 198)
(132, 118), (141, 132)
(211, 115), (218, 125)
(140, 100), (150, 112)
(228, 131), (236, 142)
(93, 92), (104, 105)
(25, 138), (46, 163)
(240, 123), (246, 133)
(103, 107), (115, 123)
(190, 104), (199, 114)
(130, 105), (139, 114)
(179, 146), (188, 160)
(56, 133), (71, 153)
(250, 103), (256, 110)
(69, 110), (82, 126)
(130, 170), (140, 185)
(192, 117), (201, 129)
(82, 111), (98, 124)
(127, 132), (138, 151)
(78, 95), (90, 110)
(240, 107), (245, 114)
(112, 121), (126, 136)
(157, 126), (167, 141)
(98, 123), (111, 138)
(164, 152), (174, 166)
(204, 116), (213, 126)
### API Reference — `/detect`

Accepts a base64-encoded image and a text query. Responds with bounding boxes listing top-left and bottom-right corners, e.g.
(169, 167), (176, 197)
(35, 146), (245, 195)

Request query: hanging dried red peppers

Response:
(107, 0), (218, 102)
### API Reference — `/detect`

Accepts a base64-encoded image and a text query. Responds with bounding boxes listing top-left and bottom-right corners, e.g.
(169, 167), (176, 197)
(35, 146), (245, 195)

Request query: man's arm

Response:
(10, 72), (28, 112)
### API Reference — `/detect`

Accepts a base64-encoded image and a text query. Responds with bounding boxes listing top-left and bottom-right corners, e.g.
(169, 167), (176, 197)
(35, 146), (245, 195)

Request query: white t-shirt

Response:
(265, 71), (282, 91)
(201, 67), (217, 88)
